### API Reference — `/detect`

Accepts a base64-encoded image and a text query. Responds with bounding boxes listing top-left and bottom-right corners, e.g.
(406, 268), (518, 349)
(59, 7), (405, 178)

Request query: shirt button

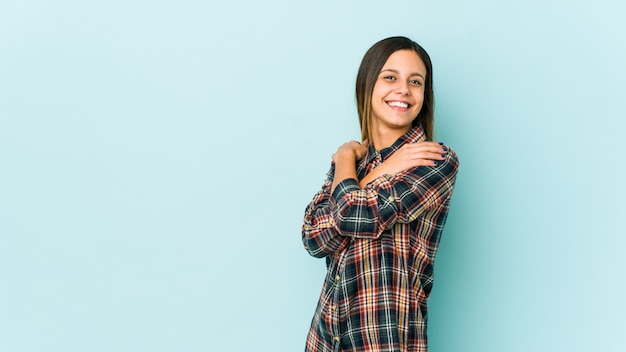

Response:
(334, 336), (340, 342)
(332, 305), (337, 310)
(335, 275), (340, 281)
(388, 195), (395, 202)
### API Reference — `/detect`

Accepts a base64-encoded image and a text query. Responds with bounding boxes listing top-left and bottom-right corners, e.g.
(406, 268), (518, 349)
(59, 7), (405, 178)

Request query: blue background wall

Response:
(1, 1), (625, 351)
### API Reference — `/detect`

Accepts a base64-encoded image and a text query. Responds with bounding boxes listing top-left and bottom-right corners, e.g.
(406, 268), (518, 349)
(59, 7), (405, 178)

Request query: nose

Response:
(396, 82), (410, 95)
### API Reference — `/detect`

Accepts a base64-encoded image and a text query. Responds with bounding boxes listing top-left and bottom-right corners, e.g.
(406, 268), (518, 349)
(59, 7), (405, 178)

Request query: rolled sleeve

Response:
(330, 150), (459, 239)
(330, 177), (392, 239)
(302, 166), (351, 258)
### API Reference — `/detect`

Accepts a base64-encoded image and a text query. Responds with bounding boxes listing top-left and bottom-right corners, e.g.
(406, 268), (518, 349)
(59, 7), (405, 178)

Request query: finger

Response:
(408, 152), (447, 161)
(409, 141), (447, 149)
(404, 142), (448, 154)
(405, 158), (441, 168)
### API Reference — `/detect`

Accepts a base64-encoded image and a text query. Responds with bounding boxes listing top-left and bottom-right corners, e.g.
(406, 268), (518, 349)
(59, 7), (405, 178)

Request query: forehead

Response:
(381, 50), (426, 75)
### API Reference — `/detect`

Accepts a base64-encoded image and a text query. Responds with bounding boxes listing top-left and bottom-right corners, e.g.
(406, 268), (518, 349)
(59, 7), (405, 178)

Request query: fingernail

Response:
(442, 147), (448, 152)
(441, 154), (447, 157)
(433, 161), (438, 165)
(438, 142), (444, 145)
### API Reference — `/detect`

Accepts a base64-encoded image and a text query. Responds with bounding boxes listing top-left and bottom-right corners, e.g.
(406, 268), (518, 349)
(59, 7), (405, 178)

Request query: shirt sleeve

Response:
(302, 164), (351, 258)
(330, 148), (459, 239)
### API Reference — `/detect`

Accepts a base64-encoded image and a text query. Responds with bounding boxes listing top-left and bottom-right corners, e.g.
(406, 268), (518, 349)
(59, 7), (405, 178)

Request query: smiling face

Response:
(370, 49), (427, 138)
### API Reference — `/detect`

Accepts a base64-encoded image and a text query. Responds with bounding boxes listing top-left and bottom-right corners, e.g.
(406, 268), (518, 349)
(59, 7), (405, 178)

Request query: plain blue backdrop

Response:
(1, 1), (625, 351)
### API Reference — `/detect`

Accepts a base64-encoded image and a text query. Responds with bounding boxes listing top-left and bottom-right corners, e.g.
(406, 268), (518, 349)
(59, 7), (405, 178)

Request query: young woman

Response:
(302, 36), (459, 352)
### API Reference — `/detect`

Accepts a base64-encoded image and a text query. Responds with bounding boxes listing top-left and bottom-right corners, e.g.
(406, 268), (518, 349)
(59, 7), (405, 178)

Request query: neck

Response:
(371, 125), (411, 150)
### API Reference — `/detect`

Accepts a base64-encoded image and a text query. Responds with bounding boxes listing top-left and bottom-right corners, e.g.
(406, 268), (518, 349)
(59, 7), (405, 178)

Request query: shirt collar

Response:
(365, 124), (427, 163)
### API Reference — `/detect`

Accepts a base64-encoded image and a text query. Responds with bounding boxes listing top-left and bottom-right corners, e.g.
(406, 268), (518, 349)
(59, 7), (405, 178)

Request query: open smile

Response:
(386, 100), (412, 109)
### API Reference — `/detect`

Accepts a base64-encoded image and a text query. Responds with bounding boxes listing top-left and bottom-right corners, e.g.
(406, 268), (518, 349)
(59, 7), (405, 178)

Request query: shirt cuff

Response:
(331, 178), (360, 202)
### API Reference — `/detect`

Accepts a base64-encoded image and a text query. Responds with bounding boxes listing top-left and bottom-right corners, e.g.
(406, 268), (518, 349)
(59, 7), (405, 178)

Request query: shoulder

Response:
(401, 145), (459, 183)
(443, 146), (459, 171)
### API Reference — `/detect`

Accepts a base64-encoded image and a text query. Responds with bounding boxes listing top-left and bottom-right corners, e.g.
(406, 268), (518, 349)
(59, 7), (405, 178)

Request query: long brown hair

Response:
(356, 36), (435, 142)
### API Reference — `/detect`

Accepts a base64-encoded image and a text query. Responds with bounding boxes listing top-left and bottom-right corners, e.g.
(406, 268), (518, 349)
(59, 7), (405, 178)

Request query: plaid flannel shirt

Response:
(302, 125), (459, 352)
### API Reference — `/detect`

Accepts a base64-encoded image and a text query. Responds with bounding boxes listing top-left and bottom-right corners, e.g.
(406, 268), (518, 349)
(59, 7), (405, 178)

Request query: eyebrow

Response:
(381, 69), (425, 79)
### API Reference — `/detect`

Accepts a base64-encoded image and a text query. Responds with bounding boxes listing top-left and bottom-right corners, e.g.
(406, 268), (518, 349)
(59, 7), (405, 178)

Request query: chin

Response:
(389, 117), (416, 128)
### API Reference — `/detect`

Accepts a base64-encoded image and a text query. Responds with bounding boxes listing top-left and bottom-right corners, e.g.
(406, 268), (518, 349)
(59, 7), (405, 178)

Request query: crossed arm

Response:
(331, 140), (448, 193)
(302, 140), (457, 258)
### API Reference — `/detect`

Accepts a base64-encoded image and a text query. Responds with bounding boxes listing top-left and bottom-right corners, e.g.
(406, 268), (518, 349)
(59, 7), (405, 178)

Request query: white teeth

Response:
(388, 101), (409, 108)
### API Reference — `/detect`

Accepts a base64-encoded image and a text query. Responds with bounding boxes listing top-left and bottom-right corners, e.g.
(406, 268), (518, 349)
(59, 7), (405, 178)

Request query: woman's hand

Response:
(332, 140), (368, 163)
(380, 142), (447, 175)
(330, 140), (368, 193)
(359, 142), (447, 188)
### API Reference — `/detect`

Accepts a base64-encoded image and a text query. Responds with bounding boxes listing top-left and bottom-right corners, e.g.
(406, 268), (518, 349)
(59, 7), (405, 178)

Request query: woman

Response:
(302, 36), (459, 352)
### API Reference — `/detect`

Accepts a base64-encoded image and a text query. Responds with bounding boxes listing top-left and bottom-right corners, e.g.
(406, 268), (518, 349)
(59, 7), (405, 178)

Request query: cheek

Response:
(371, 86), (385, 101)
(414, 90), (425, 105)
(411, 99), (425, 116)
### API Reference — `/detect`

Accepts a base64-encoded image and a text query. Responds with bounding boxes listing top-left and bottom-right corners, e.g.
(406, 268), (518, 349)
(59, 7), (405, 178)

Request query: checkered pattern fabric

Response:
(303, 125), (459, 352)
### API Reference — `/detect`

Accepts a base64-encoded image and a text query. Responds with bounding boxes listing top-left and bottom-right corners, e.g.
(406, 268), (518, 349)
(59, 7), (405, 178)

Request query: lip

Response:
(386, 100), (412, 110)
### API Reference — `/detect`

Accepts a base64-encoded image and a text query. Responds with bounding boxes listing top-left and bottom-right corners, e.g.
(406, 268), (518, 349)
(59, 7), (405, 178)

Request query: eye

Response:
(382, 75), (396, 81)
(410, 79), (423, 86)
